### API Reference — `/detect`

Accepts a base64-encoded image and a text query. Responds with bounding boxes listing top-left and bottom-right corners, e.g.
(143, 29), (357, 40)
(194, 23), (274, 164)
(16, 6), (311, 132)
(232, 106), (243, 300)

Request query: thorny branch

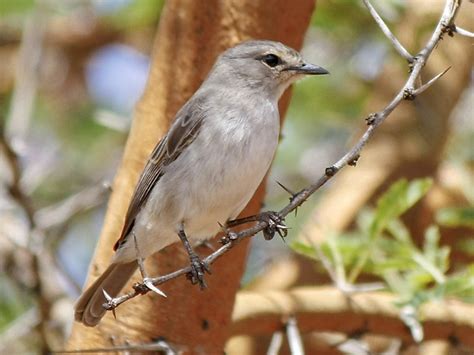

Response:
(362, 0), (413, 61)
(102, 0), (464, 312)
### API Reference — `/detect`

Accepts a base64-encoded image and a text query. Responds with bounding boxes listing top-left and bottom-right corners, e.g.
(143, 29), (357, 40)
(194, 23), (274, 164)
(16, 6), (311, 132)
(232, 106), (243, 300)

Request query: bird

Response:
(75, 40), (328, 327)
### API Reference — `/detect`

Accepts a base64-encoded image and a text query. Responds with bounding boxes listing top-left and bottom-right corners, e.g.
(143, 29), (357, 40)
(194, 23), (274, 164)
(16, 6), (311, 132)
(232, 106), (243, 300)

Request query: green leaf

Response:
(422, 226), (450, 273)
(436, 207), (474, 228)
(456, 239), (474, 256)
(433, 266), (474, 303)
(369, 178), (433, 239)
(423, 226), (441, 261)
(349, 178), (432, 282)
(387, 218), (412, 244)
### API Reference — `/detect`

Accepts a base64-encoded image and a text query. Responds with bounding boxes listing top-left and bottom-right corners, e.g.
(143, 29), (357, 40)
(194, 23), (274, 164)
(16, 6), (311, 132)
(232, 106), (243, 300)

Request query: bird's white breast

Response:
(116, 95), (280, 262)
(171, 96), (280, 236)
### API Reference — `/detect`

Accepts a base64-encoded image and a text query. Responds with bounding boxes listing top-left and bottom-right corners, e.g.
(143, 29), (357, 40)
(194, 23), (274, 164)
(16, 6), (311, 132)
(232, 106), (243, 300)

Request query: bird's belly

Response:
(176, 129), (278, 238)
(131, 103), (280, 258)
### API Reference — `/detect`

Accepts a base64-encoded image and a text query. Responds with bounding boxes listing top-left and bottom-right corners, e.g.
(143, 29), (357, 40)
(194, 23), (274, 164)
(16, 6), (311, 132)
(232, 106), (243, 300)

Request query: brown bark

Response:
(67, 0), (316, 353)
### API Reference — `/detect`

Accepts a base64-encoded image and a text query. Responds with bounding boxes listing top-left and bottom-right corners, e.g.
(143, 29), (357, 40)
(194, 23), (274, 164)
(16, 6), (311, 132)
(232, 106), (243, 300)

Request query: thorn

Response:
(413, 66), (451, 96)
(102, 289), (117, 316)
(277, 181), (300, 216)
(144, 278), (167, 298)
(276, 181), (296, 197)
(277, 226), (289, 241)
(102, 288), (113, 302)
(454, 25), (474, 38)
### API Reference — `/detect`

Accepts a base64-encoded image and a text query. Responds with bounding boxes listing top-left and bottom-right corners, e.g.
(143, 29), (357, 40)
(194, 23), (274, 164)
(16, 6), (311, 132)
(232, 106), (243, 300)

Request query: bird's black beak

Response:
(284, 63), (329, 75)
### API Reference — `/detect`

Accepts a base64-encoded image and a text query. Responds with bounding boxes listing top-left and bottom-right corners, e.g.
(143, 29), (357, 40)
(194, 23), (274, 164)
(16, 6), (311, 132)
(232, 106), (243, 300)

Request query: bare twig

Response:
(102, 0), (462, 312)
(0, 129), (50, 353)
(454, 25), (474, 37)
(35, 182), (111, 230)
(400, 305), (424, 343)
(286, 317), (304, 355)
(1, 118), (109, 353)
(0, 129), (35, 226)
(412, 66), (451, 96)
(362, 0), (413, 61)
(5, 5), (46, 151)
(267, 331), (284, 355)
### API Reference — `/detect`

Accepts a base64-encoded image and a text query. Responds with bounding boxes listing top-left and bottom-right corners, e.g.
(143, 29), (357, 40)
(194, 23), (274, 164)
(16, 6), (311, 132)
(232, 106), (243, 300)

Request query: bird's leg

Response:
(226, 215), (259, 228)
(177, 224), (211, 289)
(256, 211), (288, 241)
(133, 232), (167, 297)
(227, 212), (288, 241)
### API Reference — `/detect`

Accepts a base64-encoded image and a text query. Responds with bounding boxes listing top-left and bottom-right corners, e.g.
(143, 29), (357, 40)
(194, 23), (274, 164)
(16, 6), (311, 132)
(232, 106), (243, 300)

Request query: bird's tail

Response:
(74, 261), (137, 327)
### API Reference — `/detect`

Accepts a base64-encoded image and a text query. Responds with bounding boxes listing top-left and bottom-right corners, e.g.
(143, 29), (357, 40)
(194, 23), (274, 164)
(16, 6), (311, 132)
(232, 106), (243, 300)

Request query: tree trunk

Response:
(67, 0), (316, 353)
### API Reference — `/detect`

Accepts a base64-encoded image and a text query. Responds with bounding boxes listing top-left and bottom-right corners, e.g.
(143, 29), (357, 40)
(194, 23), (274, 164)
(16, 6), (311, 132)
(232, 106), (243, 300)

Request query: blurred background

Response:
(0, 0), (472, 353)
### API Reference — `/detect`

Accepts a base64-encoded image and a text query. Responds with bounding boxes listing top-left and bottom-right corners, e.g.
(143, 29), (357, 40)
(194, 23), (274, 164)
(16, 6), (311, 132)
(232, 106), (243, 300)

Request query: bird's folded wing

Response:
(114, 98), (206, 250)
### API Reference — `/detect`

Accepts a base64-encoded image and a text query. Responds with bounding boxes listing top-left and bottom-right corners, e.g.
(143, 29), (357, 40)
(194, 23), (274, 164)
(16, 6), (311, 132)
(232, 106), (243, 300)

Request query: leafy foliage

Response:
(292, 178), (474, 312)
(436, 206), (474, 228)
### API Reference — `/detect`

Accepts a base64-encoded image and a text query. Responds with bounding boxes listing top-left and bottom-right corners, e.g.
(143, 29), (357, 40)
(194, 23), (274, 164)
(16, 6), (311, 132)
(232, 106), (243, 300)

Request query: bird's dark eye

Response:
(261, 54), (281, 67)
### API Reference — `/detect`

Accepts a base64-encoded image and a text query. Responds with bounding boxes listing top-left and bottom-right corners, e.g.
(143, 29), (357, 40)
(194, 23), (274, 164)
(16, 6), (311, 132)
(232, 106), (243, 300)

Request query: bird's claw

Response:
(186, 255), (211, 289)
(258, 211), (288, 241)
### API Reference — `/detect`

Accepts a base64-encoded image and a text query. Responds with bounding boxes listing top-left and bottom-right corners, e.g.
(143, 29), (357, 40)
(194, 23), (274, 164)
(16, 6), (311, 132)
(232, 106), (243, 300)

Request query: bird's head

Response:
(212, 40), (329, 99)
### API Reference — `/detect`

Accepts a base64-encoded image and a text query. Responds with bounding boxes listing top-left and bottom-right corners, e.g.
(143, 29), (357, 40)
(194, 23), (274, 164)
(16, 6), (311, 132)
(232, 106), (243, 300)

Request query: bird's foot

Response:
(257, 211), (288, 241)
(186, 254), (211, 289)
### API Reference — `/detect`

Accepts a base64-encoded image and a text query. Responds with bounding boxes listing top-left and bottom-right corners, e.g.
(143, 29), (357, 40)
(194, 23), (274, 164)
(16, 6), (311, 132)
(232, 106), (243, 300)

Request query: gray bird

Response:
(75, 40), (328, 327)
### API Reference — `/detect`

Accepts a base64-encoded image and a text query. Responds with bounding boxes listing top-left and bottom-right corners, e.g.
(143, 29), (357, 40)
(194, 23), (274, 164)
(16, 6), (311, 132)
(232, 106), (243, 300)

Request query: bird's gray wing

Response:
(114, 100), (205, 250)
